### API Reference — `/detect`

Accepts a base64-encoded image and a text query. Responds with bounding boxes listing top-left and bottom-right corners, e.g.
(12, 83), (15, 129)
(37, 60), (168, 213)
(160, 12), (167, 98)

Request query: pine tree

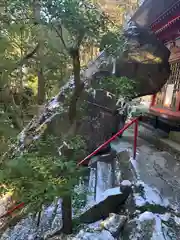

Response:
(0, 134), (86, 234)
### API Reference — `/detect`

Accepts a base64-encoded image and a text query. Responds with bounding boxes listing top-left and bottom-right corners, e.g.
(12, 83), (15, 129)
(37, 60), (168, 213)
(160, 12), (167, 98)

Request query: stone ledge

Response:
(138, 123), (180, 159)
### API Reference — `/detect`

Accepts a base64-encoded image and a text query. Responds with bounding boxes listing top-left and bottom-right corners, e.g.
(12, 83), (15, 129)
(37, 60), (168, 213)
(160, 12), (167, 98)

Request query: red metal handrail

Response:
(0, 202), (25, 219)
(0, 117), (139, 219)
(78, 117), (139, 166)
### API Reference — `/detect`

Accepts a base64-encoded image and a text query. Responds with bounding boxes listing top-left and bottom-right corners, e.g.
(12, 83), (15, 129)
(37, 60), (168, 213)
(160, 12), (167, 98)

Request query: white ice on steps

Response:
(134, 181), (170, 207)
(138, 211), (154, 221)
(96, 161), (113, 203)
(87, 167), (96, 206)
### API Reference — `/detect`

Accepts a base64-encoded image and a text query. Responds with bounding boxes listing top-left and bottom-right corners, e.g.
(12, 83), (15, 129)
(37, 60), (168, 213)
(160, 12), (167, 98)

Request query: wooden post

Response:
(133, 120), (138, 160)
(176, 91), (180, 111)
(150, 94), (156, 108)
(62, 195), (72, 234)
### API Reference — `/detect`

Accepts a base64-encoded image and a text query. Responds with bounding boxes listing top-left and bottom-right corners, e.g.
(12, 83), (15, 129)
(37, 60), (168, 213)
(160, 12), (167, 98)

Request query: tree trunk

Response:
(69, 48), (84, 123)
(37, 67), (45, 104)
(71, 48), (81, 91)
(62, 48), (84, 234)
(33, 0), (46, 105)
(9, 93), (24, 130)
(62, 195), (72, 234)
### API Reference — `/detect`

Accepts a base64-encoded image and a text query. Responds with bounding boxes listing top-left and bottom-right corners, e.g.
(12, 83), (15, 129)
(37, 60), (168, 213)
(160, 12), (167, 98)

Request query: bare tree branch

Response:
(9, 43), (39, 76)
(53, 24), (69, 52)
(76, 33), (84, 48)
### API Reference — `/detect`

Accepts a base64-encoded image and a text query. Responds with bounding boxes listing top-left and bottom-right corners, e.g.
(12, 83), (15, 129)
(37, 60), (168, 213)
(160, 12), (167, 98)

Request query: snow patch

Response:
(174, 216), (180, 225)
(136, 180), (145, 187)
(74, 229), (114, 240)
(87, 167), (96, 205)
(121, 180), (132, 187)
(134, 181), (170, 208)
(135, 213), (171, 239)
(152, 215), (163, 239)
(144, 185), (169, 207)
(48, 98), (59, 109)
(134, 194), (146, 207)
(18, 131), (26, 144)
(92, 89), (96, 98)
(158, 213), (171, 222)
(103, 187), (121, 198)
(130, 157), (139, 175)
(138, 211), (154, 222)
(97, 187), (121, 204)
(87, 220), (102, 230)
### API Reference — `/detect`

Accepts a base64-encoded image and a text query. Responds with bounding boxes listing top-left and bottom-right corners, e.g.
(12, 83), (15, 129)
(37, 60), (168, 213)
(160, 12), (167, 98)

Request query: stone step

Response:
(87, 166), (97, 205)
(87, 149), (134, 205)
(169, 131), (180, 144)
(96, 161), (114, 202)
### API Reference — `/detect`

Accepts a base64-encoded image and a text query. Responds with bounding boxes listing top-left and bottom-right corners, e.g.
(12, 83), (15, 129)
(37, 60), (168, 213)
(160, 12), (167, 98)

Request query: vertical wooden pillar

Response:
(133, 120), (138, 160)
(176, 91), (180, 111)
(150, 94), (156, 107)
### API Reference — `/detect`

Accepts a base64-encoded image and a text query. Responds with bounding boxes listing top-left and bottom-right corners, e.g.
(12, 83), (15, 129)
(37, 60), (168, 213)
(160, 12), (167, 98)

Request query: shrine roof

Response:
(131, 0), (180, 28)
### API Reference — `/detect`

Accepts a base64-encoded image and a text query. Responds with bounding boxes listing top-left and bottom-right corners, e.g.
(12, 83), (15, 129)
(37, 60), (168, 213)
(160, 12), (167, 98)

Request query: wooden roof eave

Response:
(131, 0), (180, 28)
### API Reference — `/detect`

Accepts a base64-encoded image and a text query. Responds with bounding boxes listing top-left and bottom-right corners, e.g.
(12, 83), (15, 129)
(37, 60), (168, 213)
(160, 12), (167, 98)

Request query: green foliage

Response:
(0, 106), (19, 156)
(96, 76), (138, 99)
(0, 135), (86, 215)
(72, 186), (87, 216)
(100, 27), (126, 56)
(130, 105), (148, 117)
(43, 0), (107, 49)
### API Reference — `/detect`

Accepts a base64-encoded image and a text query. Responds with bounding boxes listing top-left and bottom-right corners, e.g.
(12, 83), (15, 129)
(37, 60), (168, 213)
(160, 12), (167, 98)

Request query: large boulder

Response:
(76, 89), (118, 153)
(100, 213), (127, 237)
(79, 185), (132, 224)
(122, 211), (180, 240)
(0, 202), (63, 240)
(114, 21), (171, 97)
(74, 229), (114, 240)
(114, 151), (135, 184)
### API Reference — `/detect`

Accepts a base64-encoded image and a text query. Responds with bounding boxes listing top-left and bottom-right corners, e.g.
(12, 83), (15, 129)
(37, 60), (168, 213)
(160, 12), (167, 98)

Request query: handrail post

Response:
(133, 119), (138, 159)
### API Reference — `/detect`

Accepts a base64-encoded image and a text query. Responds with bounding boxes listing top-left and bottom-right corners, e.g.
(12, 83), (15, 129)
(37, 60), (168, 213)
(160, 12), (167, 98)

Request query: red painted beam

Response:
(150, 106), (180, 119)
(150, 1), (180, 29)
(152, 15), (180, 34)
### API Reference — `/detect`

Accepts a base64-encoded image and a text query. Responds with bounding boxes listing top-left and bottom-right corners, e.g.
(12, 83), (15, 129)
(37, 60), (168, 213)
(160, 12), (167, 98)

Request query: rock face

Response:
(101, 213), (127, 237)
(115, 21), (171, 97)
(122, 211), (180, 240)
(74, 229), (114, 240)
(0, 202), (63, 240)
(114, 151), (135, 184)
(77, 89), (119, 153)
(80, 185), (131, 224)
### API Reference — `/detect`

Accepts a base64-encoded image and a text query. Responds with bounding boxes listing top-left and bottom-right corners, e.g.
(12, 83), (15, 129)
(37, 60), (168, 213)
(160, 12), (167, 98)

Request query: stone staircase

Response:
(79, 137), (180, 239)
(87, 149), (133, 205)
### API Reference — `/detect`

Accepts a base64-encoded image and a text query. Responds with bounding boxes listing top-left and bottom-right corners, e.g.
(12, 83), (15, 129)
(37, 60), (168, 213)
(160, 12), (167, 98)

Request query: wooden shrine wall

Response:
(155, 38), (180, 110)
